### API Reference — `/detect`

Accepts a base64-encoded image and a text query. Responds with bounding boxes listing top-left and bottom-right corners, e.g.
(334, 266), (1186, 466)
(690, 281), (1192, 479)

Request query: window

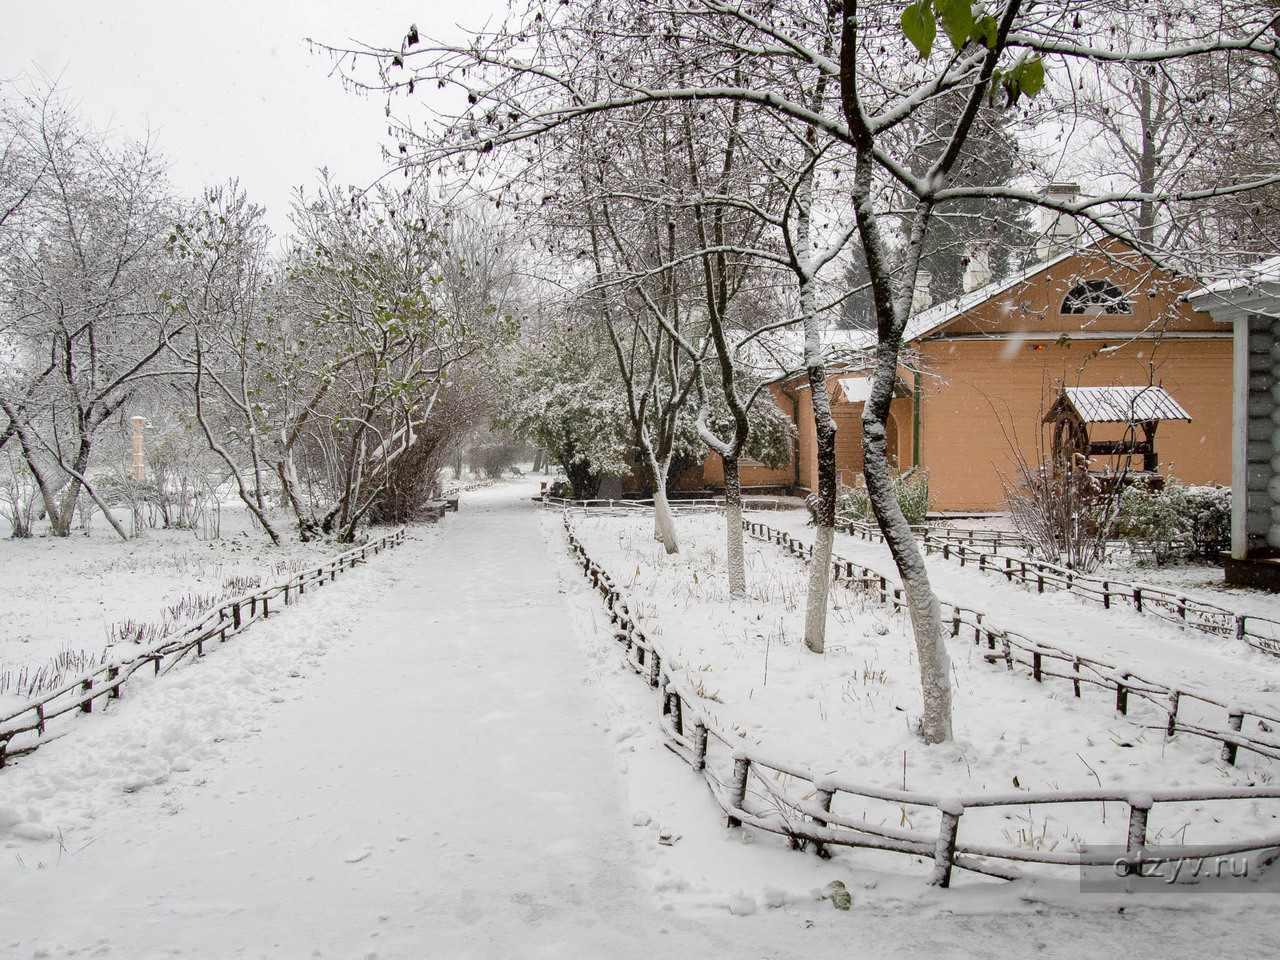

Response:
(1061, 280), (1132, 315)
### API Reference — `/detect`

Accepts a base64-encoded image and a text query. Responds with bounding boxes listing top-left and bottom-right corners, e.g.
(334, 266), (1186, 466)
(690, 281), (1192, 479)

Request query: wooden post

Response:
(1032, 651), (1043, 682)
(1221, 710), (1245, 765)
(726, 755), (751, 827)
(284, 583), (291, 605)
(930, 801), (964, 887)
(1072, 659), (1081, 698)
(692, 722), (708, 771)
(1236, 615), (1246, 642)
(36, 702), (45, 736)
(233, 602), (242, 630)
(0, 739), (6, 769)
(1004, 556), (1013, 582)
(952, 609), (961, 637)
(668, 692), (683, 737)
(1134, 587), (1143, 613)
(1122, 796), (1152, 876)
(1037, 570), (1044, 594)
(1166, 690), (1180, 737)
(1102, 581), (1110, 609)
(80, 678), (93, 713)
(648, 651), (661, 689)
(1115, 674), (1129, 715)
(879, 577), (887, 604)
(262, 596), (269, 619)
(812, 784), (835, 860)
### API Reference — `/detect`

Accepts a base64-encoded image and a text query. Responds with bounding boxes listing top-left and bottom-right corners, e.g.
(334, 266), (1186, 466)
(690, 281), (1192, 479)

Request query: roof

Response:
(837, 377), (872, 403)
(1186, 255), (1280, 321)
(1191, 254), (1280, 297)
(1059, 386), (1191, 424)
(902, 249), (1076, 342)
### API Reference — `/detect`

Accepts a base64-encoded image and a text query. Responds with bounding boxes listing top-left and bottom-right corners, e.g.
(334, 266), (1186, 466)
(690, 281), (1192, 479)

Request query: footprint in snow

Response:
(344, 845), (374, 864)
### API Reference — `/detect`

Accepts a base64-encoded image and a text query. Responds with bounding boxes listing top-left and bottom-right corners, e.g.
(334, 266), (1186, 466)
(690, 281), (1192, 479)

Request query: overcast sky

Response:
(1, 0), (508, 239)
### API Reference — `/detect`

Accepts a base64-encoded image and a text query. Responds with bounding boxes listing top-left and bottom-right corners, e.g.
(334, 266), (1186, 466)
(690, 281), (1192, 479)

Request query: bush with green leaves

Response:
(1113, 481), (1231, 564)
(833, 468), (933, 527)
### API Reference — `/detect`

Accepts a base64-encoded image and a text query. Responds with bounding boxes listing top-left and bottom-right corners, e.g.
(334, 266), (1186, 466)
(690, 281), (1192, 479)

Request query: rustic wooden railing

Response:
(744, 519), (1280, 768)
(836, 517), (1280, 659)
(0, 527), (407, 769)
(540, 495), (790, 513)
(565, 514), (1280, 886)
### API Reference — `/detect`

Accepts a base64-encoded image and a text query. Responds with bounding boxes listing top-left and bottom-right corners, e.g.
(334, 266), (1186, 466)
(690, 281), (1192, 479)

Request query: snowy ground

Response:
(0, 480), (1277, 958)
(0, 506), (341, 706)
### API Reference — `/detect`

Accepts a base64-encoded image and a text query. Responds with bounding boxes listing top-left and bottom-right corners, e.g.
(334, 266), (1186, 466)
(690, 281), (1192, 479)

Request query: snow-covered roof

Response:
(1186, 255), (1280, 321)
(1062, 385), (1191, 424)
(837, 377), (872, 403)
(901, 249), (1076, 342)
(1192, 254), (1280, 297)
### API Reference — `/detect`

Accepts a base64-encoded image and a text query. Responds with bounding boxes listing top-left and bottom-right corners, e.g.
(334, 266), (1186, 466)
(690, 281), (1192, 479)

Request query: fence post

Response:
(1102, 581), (1110, 609)
(233, 602), (242, 630)
(726, 755), (751, 827)
(812, 782), (835, 860)
(1165, 690), (1180, 737)
(1221, 710), (1245, 765)
(692, 722), (708, 771)
(1120, 795), (1153, 876)
(262, 596), (269, 619)
(1134, 587), (1143, 613)
(80, 678), (93, 713)
(1236, 615), (1246, 642)
(1004, 556), (1013, 582)
(929, 801), (964, 887)
(1032, 651), (1043, 683)
(1115, 674), (1129, 715)
(36, 702), (45, 736)
(648, 652), (661, 689)
(1072, 659), (1082, 698)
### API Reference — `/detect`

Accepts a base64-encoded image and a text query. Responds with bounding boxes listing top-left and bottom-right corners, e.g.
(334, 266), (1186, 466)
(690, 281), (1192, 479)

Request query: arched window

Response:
(1061, 280), (1132, 315)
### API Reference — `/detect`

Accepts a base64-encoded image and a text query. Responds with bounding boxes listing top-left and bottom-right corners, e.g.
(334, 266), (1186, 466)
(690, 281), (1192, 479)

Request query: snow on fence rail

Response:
(839, 518), (1280, 659)
(744, 520), (1280, 768)
(0, 527), (407, 769)
(564, 514), (1280, 886)
(539, 495), (789, 513)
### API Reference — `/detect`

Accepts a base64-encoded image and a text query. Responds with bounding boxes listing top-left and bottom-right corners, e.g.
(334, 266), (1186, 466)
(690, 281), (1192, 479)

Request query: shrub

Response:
(832, 468), (933, 526)
(1002, 454), (1120, 573)
(1114, 482), (1230, 564)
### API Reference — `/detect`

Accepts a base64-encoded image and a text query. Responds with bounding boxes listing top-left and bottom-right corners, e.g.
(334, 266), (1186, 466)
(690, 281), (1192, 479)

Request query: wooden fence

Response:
(745, 519), (1280, 768)
(565, 514), (1280, 886)
(0, 527), (407, 769)
(837, 518), (1280, 659)
(540, 495), (791, 513)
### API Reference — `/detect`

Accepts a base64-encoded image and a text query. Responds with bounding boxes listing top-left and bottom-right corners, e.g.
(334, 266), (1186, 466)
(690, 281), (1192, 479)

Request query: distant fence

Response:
(745, 519), (1280, 768)
(0, 527), (407, 769)
(565, 513), (1280, 886)
(837, 517), (1280, 659)
(540, 495), (790, 513)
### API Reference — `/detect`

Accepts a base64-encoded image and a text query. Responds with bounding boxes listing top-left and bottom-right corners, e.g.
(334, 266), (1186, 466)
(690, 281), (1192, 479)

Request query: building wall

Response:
(915, 336), (1232, 510)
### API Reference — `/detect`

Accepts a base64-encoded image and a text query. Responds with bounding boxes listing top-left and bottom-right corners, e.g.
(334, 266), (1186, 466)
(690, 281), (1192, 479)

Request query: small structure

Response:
(1043, 385), (1191, 479)
(1187, 255), (1280, 589)
(130, 416), (150, 480)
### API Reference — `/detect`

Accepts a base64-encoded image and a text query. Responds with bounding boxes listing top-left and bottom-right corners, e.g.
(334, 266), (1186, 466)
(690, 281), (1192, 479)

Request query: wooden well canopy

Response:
(1044, 385), (1192, 474)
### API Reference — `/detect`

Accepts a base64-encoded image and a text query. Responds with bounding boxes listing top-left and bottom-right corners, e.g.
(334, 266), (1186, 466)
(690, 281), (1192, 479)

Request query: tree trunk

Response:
(723, 454), (746, 598)
(863, 346), (953, 744)
(650, 464), (679, 555)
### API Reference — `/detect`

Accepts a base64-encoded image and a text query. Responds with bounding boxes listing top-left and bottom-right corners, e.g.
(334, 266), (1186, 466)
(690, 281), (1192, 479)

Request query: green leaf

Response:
(900, 0), (936, 59)
(1018, 56), (1046, 98)
(936, 0), (973, 51)
(971, 13), (998, 48)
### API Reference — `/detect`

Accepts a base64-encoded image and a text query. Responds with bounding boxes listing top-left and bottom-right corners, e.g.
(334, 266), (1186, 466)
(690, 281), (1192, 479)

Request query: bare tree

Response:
(326, 0), (1280, 744)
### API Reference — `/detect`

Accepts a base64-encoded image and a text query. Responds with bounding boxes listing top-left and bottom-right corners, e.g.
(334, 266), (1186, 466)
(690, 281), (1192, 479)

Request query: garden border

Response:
(840, 517), (1280, 658)
(565, 511), (1280, 887)
(0, 526), (407, 768)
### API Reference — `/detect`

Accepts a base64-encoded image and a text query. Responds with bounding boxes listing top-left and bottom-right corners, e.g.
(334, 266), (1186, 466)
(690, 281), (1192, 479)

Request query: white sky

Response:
(1, 0), (508, 240)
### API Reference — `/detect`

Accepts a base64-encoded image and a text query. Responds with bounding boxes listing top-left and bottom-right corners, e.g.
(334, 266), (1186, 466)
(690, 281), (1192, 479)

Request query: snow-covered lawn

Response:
(565, 510), (1280, 880)
(0, 506), (354, 709)
(1, 482), (1277, 958)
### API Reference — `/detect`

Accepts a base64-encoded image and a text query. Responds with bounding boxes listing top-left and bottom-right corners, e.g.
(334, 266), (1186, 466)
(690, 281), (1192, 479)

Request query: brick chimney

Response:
(962, 241), (993, 293)
(1035, 183), (1081, 261)
(131, 416), (148, 480)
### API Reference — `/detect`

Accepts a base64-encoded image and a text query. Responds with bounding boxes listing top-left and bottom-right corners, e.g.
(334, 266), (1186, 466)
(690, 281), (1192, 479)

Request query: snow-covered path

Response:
(2, 482), (1276, 958)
